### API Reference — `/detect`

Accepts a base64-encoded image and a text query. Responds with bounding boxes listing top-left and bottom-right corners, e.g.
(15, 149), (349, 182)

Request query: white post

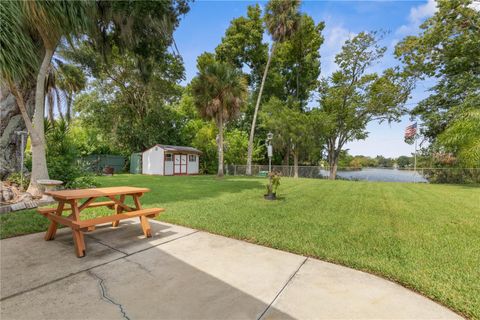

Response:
(267, 144), (273, 173)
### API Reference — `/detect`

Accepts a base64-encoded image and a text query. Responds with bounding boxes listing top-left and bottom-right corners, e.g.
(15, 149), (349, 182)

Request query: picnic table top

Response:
(45, 186), (150, 200)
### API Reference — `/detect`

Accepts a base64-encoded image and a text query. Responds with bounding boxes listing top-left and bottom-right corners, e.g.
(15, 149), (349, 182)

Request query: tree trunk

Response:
(56, 89), (64, 122)
(329, 161), (338, 180)
(293, 150), (299, 178)
(47, 93), (55, 123)
(0, 84), (34, 180)
(217, 116), (224, 177)
(66, 94), (72, 122)
(283, 145), (290, 166)
(327, 140), (337, 180)
(27, 48), (54, 196)
(246, 43), (276, 176)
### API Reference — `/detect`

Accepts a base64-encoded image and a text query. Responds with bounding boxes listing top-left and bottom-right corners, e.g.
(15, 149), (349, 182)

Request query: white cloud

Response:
(469, 1), (480, 11)
(396, 0), (437, 36)
(320, 24), (355, 77)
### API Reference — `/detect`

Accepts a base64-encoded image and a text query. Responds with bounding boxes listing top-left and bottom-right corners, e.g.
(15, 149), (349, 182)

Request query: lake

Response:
(319, 168), (428, 183)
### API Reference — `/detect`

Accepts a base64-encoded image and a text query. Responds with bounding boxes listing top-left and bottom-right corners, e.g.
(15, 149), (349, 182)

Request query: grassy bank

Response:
(1, 175), (479, 318)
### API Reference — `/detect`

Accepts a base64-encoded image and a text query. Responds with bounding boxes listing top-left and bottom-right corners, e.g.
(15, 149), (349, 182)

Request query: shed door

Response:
(174, 154), (187, 175)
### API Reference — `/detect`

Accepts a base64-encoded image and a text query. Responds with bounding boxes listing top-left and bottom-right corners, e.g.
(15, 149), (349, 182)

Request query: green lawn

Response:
(1, 175), (479, 318)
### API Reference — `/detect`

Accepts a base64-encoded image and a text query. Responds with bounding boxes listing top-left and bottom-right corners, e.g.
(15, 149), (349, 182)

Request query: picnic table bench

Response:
(38, 186), (164, 257)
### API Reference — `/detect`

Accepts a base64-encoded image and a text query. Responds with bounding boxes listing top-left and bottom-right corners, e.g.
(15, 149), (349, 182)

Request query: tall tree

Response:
(395, 0), (479, 165)
(317, 32), (412, 179)
(191, 61), (248, 177)
(1, 0), (190, 193)
(54, 61), (87, 122)
(246, 0), (301, 175)
(273, 14), (324, 109)
(1, 1), (91, 195)
(0, 0), (37, 179)
(73, 47), (185, 154)
(266, 14), (324, 165)
(215, 4), (268, 88)
(261, 97), (310, 177)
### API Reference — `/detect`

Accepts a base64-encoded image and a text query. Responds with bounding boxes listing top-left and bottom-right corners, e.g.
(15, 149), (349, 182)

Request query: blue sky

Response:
(173, 0), (438, 158)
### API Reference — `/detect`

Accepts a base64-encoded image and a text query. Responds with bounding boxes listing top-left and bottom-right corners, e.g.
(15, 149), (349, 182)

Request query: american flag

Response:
(405, 122), (417, 139)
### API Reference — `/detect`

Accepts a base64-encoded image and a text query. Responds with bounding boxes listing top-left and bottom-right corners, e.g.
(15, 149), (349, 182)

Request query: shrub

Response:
(66, 175), (97, 189)
(45, 120), (97, 188)
(5, 172), (29, 191)
(266, 170), (281, 194)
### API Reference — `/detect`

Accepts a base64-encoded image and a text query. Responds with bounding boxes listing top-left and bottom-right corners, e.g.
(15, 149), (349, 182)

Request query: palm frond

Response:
(0, 1), (38, 83)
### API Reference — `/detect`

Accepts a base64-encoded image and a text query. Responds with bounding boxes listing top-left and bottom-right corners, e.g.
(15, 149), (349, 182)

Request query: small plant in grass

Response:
(265, 170), (281, 200)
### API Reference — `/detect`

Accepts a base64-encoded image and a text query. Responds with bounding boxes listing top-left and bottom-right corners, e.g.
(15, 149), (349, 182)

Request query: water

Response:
(319, 168), (428, 183)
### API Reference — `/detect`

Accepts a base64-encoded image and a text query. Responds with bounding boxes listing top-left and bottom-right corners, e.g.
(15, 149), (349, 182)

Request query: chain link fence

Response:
(225, 164), (480, 184)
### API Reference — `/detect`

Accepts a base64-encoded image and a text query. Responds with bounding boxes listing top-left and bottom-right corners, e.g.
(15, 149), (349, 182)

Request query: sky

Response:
(173, 0), (439, 158)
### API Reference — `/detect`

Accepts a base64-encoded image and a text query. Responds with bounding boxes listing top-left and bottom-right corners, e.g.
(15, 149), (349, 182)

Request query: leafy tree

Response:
(317, 32), (412, 179)
(265, 14), (324, 165)
(190, 121), (218, 174)
(73, 47), (185, 155)
(396, 155), (413, 168)
(272, 14), (324, 108)
(215, 5), (268, 87)
(191, 61), (248, 177)
(438, 108), (480, 167)
(246, 0), (301, 175)
(375, 155), (394, 168)
(261, 97), (311, 177)
(224, 129), (264, 166)
(395, 0), (479, 166)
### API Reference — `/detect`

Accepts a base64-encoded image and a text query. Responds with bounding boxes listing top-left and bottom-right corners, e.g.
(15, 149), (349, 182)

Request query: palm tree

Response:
(1, 1), (91, 196)
(246, 0), (301, 175)
(191, 61), (248, 177)
(1, 1), (186, 194)
(45, 60), (87, 123)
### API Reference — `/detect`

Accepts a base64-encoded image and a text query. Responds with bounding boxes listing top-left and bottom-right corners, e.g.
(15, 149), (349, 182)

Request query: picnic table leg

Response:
(70, 200), (86, 258)
(133, 194), (152, 238)
(112, 195), (125, 227)
(45, 201), (65, 241)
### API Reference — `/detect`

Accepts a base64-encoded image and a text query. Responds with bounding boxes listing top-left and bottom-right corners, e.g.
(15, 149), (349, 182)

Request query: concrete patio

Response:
(0, 219), (461, 320)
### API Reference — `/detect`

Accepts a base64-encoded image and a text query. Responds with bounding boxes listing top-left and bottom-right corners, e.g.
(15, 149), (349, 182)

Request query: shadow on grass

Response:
(99, 175), (266, 205)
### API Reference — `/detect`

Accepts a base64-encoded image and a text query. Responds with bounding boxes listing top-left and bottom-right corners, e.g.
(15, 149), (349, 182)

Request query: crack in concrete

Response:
(88, 270), (131, 320)
(257, 257), (309, 320)
(0, 230), (199, 302)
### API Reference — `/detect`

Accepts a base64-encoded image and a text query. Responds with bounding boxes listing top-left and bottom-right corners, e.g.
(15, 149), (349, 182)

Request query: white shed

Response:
(142, 145), (202, 175)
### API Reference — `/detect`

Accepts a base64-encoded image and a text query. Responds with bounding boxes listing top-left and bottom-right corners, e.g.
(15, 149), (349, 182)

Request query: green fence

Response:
(130, 153), (142, 174)
(81, 154), (126, 174)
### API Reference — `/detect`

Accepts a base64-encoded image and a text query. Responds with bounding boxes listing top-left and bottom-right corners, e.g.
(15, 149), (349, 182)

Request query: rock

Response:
(24, 200), (37, 209)
(10, 202), (26, 211)
(2, 188), (14, 202)
(17, 192), (33, 202)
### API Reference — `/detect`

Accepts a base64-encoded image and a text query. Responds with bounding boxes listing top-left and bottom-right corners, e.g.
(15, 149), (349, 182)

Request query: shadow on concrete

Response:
(0, 221), (297, 320)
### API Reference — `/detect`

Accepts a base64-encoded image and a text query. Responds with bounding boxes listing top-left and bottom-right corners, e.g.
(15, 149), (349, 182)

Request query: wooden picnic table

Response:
(38, 186), (164, 257)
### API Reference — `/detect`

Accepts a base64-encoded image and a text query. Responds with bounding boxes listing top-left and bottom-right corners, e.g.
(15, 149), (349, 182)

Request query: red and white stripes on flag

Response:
(405, 122), (417, 139)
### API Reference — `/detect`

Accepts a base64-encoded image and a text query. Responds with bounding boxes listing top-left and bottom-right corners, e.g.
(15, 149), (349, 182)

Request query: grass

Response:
(1, 175), (479, 318)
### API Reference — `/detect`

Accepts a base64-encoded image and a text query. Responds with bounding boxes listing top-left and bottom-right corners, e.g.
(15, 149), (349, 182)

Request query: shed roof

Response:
(145, 144), (203, 154)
